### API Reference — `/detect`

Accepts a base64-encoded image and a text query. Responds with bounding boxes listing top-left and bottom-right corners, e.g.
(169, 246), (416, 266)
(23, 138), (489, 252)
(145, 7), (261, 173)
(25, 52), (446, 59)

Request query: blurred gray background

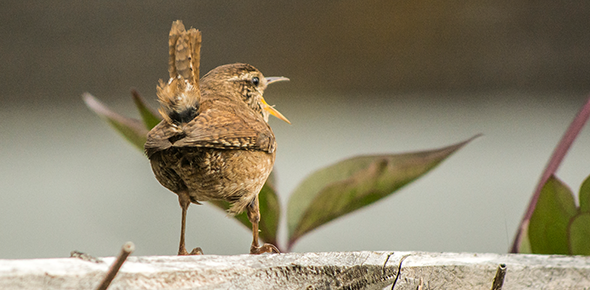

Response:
(1, 1), (590, 258)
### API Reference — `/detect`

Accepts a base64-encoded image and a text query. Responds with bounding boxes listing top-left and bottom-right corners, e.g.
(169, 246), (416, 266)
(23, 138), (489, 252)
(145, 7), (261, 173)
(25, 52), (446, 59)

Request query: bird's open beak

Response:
(262, 77), (291, 124)
(266, 76), (290, 85)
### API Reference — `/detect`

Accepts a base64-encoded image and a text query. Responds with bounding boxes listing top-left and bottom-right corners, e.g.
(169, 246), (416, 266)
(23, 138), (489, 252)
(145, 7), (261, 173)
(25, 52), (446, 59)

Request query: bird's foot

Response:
(179, 247), (203, 255)
(250, 243), (280, 254)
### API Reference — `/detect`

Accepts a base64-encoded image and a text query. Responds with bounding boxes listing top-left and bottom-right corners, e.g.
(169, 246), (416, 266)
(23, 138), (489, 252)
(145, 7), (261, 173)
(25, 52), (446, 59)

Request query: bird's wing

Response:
(144, 121), (179, 157)
(177, 102), (276, 153)
(145, 100), (276, 156)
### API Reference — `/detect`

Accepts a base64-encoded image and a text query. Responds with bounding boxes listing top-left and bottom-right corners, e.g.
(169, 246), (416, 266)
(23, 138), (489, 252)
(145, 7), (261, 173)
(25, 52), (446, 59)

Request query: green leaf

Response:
(208, 172), (281, 248)
(528, 175), (578, 254)
(516, 220), (533, 254)
(568, 212), (590, 255)
(287, 135), (479, 249)
(131, 89), (162, 130)
(256, 178), (281, 246)
(511, 94), (590, 254)
(82, 92), (148, 151)
(579, 174), (590, 213)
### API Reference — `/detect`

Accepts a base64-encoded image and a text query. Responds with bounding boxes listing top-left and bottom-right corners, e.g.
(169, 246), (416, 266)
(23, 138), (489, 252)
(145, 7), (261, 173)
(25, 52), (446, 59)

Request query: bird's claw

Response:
(179, 247), (204, 255)
(250, 243), (280, 254)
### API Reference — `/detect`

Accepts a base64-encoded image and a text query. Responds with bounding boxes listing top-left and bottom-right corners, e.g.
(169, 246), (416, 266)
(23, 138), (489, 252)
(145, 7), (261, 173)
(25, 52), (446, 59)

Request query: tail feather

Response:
(167, 21), (184, 80)
(159, 20), (202, 125)
(186, 29), (201, 85)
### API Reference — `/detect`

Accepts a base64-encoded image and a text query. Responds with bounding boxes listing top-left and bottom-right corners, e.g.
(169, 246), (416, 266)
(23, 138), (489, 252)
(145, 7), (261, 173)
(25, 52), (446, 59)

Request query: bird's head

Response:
(201, 63), (290, 124)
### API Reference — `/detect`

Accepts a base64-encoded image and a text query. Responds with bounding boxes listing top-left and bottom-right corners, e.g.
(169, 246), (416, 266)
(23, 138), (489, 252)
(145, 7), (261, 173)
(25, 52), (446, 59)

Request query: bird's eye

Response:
(251, 77), (260, 86)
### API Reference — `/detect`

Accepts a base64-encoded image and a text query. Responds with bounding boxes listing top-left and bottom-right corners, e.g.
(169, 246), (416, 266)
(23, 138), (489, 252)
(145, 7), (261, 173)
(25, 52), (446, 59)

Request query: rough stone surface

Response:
(0, 251), (589, 289)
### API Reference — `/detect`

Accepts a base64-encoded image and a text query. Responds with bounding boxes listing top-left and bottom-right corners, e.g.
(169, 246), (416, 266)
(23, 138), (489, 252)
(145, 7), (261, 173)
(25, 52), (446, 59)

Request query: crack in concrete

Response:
(390, 254), (411, 290)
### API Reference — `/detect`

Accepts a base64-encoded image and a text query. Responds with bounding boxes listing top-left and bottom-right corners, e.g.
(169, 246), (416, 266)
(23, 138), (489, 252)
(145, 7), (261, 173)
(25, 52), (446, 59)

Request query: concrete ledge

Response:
(1, 251), (589, 289)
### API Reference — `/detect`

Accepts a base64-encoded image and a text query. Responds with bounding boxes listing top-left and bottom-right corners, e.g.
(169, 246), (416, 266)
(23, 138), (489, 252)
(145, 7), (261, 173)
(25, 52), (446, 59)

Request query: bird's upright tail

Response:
(157, 20), (202, 125)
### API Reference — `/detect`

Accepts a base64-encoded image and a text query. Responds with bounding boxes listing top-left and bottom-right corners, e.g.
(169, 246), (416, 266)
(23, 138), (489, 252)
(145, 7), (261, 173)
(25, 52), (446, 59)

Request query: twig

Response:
(416, 277), (423, 290)
(491, 264), (507, 290)
(95, 242), (135, 290)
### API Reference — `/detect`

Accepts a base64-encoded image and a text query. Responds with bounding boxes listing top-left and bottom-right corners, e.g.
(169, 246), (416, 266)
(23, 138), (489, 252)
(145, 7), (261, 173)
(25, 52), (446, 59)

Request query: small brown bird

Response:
(145, 21), (290, 255)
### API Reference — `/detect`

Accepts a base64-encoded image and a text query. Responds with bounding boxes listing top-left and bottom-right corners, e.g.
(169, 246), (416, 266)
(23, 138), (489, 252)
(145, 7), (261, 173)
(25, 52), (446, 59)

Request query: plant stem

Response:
(510, 94), (590, 253)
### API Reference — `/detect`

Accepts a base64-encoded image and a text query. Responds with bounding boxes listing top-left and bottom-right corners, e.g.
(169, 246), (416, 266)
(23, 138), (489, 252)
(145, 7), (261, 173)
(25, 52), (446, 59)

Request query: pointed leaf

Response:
(83, 92), (148, 151)
(579, 174), (590, 213)
(287, 135), (479, 249)
(568, 213), (590, 255)
(131, 89), (162, 130)
(528, 175), (577, 254)
(208, 172), (280, 248)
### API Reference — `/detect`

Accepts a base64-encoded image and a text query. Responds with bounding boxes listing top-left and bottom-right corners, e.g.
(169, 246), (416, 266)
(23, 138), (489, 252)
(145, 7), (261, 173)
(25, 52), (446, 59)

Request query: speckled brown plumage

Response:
(145, 20), (289, 255)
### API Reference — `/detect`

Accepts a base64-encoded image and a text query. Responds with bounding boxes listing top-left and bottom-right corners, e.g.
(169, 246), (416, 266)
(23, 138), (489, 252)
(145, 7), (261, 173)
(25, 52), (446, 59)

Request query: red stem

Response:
(510, 94), (590, 253)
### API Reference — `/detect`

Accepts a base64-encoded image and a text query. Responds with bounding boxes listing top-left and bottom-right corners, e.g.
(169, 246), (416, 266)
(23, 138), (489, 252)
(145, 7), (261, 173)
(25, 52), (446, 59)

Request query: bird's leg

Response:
(178, 191), (203, 255)
(247, 196), (279, 254)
